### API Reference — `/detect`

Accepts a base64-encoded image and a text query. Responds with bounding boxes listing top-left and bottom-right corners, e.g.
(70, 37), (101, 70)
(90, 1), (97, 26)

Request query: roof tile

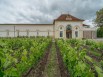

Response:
(55, 14), (84, 21)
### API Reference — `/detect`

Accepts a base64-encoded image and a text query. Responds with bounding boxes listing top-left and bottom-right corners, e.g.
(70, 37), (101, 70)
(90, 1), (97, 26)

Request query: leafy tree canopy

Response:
(97, 27), (103, 37)
(95, 8), (103, 27)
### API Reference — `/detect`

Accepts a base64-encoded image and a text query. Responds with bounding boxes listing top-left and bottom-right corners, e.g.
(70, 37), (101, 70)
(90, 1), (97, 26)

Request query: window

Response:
(59, 26), (63, 30)
(60, 27), (62, 30)
(60, 31), (63, 37)
(75, 31), (78, 37)
(75, 27), (78, 30)
(66, 25), (71, 30)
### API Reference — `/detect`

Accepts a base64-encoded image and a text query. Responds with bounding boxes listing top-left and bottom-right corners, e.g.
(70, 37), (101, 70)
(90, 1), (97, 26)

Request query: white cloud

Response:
(83, 20), (94, 27)
(0, 0), (103, 24)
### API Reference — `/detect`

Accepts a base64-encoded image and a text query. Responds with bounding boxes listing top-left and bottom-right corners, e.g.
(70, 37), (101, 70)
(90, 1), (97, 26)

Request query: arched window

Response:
(75, 31), (78, 37)
(60, 27), (62, 30)
(75, 26), (79, 30)
(59, 26), (63, 30)
(60, 31), (63, 37)
(66, 25), (71, 30)
(59, 25), (64, 38)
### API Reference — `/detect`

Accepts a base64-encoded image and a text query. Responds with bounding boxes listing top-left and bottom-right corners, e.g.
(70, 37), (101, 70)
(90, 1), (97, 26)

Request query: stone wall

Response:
(83, 31), (97, 39)
(0, 24), (54, 37)
(83, 31), (92, 39)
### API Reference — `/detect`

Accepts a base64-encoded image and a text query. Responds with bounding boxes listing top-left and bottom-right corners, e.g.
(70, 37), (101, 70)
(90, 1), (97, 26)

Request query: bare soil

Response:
(56, 43), (70, 77)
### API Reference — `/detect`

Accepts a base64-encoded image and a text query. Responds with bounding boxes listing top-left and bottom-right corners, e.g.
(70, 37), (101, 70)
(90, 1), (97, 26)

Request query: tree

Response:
(95, 8), (103, 27)
(95, 8), (103, 37)
(97, 27), (103, 37)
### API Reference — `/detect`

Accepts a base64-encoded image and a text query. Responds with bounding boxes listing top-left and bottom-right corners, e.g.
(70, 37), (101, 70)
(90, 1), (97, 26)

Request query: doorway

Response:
(66, 25), (72, 38)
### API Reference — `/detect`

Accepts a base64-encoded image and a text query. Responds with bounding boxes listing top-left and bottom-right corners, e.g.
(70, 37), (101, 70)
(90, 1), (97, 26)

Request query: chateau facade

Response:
(0, 14), (97, 39)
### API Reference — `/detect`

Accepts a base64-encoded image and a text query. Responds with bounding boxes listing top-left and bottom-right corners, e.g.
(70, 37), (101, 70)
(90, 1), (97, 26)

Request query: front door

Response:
(66, 30), (72, 38)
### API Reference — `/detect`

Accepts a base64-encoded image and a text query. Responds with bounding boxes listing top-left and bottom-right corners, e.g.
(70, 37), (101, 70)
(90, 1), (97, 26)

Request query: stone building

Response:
(0, 14), (97, 39)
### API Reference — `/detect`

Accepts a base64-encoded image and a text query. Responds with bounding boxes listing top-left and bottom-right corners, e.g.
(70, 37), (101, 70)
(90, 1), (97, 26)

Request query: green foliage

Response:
(0, 37), (52, 77)
(100, 61), (103, 69)
(57, 39), (94, 77)
(0, 60), (4, 77)
(95, 8), (103, 37)
(85, 40), (102, 53)
(95, 8), (103, 27)
(95, 65), (103, 77)
(57, 39), (103, 77)
(97, 27), (103, 37)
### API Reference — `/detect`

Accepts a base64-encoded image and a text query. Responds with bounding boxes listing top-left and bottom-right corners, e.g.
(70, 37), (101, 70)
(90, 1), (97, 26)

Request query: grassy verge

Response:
(43, 42), (61, 77)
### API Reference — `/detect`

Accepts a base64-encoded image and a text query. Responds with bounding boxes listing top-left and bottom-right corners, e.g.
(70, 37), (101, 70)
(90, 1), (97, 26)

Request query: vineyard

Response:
(0, 37), (103, 77)
(56, 39), (103, 77)
(0, 37), (52, 77)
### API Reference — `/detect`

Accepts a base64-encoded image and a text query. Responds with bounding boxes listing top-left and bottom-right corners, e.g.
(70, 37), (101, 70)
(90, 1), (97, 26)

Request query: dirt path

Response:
(43, 42), (61, 77)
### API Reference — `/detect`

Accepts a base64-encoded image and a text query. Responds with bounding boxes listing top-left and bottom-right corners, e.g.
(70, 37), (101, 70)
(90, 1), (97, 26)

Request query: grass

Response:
(43, 42), (61, 77)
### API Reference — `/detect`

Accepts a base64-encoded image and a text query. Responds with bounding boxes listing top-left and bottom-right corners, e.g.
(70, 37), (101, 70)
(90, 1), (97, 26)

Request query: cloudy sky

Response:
(0, 0), (103, 26)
